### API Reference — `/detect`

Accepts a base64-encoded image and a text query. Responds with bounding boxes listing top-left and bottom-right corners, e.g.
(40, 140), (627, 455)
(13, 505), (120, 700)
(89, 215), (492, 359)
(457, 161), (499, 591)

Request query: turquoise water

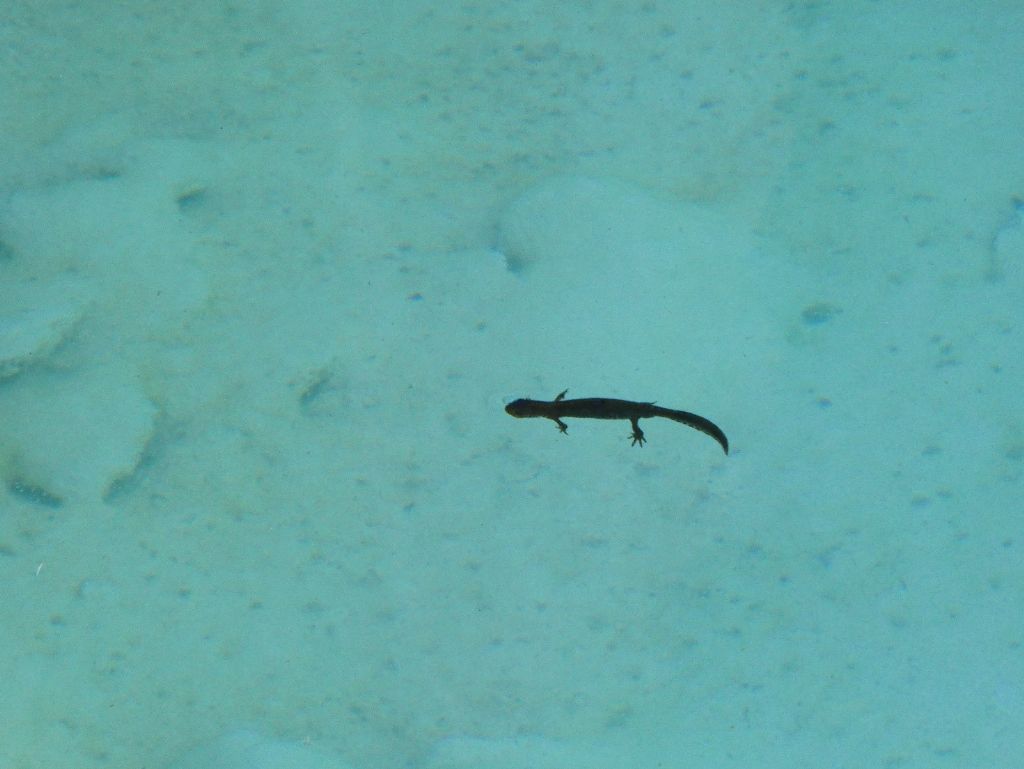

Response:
(1, 2), (1022, 768)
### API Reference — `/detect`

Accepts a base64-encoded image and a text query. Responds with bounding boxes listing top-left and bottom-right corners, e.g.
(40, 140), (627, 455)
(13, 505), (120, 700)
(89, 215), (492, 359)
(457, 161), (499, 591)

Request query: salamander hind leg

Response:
(551, 417), (569, 435)
(629, 418), (646, 447)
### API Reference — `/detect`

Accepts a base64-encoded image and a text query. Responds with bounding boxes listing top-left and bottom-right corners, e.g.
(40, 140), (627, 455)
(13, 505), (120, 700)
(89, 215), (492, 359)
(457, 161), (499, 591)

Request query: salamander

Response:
(505, 389), (728, 454)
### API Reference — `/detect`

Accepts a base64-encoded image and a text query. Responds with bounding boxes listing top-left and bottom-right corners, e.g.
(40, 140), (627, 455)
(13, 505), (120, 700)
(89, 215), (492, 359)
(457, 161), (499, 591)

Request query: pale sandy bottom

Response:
(1, 3), (1022, 768)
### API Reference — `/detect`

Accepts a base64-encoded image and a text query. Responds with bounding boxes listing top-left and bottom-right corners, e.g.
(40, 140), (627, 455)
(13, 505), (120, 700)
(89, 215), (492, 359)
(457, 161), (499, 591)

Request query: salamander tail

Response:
(658, 407), (729, 454)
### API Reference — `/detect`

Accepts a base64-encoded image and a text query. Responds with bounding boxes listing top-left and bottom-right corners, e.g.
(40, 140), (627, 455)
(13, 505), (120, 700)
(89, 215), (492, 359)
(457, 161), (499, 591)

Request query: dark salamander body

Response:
(505, 389), (728, 454)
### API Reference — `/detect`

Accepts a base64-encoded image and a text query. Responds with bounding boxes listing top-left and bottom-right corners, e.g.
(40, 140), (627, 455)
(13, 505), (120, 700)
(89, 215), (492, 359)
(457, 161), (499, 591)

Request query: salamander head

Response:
(504, 398), (532, 417)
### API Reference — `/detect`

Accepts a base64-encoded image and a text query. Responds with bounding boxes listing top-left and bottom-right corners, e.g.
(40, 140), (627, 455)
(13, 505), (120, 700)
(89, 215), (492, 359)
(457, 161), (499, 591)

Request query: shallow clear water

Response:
(1, 2), (1022, 767)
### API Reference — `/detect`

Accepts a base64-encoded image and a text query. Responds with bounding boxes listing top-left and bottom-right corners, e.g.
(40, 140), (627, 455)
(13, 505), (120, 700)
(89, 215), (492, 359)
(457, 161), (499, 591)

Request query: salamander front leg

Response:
(629, 418), (646, 447)
(551, 417), (569, 435)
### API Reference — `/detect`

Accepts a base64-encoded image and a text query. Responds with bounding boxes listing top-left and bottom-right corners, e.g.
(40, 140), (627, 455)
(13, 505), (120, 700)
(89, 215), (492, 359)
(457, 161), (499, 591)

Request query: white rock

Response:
(994, 214), (1023, 283)
(0, 277), (90, 380)
(165, 729), (351, 769)
(425, 735), (615, 769)
(0, 362), (155, 503)
(493, 176), (799, 385)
